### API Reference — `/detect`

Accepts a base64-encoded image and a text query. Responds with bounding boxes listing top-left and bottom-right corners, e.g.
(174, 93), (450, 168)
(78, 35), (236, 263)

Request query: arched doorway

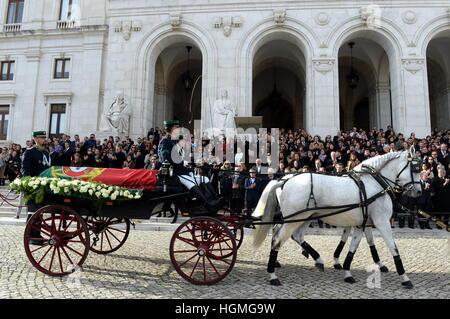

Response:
(252, 37), (306, 130)
(338, 35), (394, 132)
(153, 43), (203, 131)
(426, 30), (450, 131)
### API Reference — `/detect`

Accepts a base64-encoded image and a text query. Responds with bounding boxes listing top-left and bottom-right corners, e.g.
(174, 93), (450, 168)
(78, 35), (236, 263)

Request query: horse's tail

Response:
(252, 180), (283, 249)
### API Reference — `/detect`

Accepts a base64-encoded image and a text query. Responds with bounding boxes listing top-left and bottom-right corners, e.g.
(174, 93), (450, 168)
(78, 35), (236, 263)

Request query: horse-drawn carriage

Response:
(18, 165), (246, 285)
(13, 149), (450, 288)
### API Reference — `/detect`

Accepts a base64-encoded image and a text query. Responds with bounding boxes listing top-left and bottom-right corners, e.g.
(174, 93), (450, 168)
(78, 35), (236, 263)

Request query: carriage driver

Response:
(158, 120), (224, 214)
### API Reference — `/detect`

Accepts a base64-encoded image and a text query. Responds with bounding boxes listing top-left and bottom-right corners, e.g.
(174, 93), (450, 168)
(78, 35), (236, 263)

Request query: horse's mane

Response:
(353, 151), (404, 172)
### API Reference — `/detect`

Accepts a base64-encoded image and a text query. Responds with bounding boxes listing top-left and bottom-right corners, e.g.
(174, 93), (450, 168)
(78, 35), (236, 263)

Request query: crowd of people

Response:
(5, 126), (450, 228)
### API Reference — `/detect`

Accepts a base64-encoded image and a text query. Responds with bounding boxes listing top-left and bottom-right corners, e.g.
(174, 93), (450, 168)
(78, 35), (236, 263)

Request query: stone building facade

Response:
(0, 0), (449, 144)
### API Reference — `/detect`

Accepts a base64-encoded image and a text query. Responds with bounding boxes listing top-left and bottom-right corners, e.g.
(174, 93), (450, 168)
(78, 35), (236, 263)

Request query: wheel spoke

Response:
(202, 256), (206, 281)
(190, 256), (201, 278)
(64, 243), (85, 257)
(106, 227), (127, 234)
(29, 225), (51, 238)
(212, 257), (232, 266)
(30, 243), (50, 253)
(57, 247), (64, 273)
(206, 256), (221, 276)
(60, 246), (74, 265)
(178, 253), (198, 268)
(175, 234), (198, 248)
(173, 249), (198, 253)
(37, 246), (53, 265)
(104, 231), (113, 250)
(48, 246), (57, 272)
(62, 216), (76, 232)
(38, 215), (53, 234)
(105, 228), (122, 243)
(100, 232), (104, 251)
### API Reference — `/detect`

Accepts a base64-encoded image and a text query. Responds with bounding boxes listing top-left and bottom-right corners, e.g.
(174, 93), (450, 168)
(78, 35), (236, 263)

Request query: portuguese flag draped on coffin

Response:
(40, 167), (159, 191)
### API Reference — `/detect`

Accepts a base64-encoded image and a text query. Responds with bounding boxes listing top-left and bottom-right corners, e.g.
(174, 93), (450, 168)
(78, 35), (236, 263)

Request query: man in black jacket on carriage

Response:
(158, 120), (224, 214)
(22, 131), (52, 245)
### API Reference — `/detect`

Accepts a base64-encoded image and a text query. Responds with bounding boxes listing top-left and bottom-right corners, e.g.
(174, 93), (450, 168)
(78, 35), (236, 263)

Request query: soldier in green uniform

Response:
(22, 131), (51, 177)
(22, 131), (51, 245)
(158, 120), (223, 214)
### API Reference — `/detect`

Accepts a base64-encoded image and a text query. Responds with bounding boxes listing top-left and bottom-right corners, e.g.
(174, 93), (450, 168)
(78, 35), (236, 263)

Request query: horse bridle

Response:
(392, 156), (422, 192)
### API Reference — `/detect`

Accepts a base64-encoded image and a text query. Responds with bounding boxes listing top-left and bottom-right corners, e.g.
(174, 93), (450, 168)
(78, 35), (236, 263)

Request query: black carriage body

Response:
(32, 187), (192, 220)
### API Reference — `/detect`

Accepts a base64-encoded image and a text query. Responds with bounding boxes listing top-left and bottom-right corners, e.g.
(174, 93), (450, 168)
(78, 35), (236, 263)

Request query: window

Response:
(59, 0), (79, 21)
(49, 104), (66, 137)
(6, 0), (24, 24)
(0, 106), (9, 140)
(1, 61), (15, 81)
(54, 58), (70, 79)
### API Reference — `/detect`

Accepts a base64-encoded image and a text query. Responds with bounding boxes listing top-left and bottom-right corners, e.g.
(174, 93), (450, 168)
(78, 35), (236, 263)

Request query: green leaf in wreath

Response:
(35, 188), (45, 204)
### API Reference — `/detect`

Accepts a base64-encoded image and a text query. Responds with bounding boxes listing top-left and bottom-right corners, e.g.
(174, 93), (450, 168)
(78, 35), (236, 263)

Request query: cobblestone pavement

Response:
(1, 224), (449, 299)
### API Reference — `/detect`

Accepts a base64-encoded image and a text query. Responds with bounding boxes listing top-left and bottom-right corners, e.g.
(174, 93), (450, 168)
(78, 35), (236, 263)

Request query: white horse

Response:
(268, 176), (389, 273)
(253, 150), (421, 288)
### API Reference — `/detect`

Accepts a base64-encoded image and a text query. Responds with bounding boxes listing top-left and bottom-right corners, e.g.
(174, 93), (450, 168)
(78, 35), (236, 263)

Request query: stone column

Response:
(23, 45), (41, 136)
(375, 82), (392, 130)
(82, 32), (105, 136)
(397, 57), (431, 137)
(307, 58), (339, 137)
(437, 85), (450, 130)
(153, 85), (168, 127)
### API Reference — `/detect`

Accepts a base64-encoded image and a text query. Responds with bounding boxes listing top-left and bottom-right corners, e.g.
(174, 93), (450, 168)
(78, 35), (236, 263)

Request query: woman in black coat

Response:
(6, 150), (21, 181)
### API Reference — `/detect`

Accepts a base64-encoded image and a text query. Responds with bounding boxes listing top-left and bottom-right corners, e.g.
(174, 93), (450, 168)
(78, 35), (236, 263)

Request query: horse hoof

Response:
(315, 263), (325, 272)
(402, 281), (413, 289)
(344, 276), (356, 284)
(302, 250), (310, 259)
(379, 266), (389, 273)
(275, 261), (281, 268)
(334, 264), (343, 270)
(270, 279), (282, 286)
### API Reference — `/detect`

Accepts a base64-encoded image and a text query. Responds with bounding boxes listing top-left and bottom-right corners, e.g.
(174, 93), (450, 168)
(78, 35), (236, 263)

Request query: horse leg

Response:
(268, 222), (302, 286)
(291, 222), (325, 272)
(364, 227), (389, 273)
(333, 226), (351, 270)
(373, 219), (413, 289)
(343, 227), (364, 284)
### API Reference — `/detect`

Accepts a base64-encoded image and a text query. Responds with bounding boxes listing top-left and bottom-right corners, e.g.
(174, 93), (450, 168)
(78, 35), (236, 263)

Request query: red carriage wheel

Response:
(23, 205), (90, 276)
(216, 208), (245, 252)
(170, 217), (237, 285)
(85, 217), (130, 254)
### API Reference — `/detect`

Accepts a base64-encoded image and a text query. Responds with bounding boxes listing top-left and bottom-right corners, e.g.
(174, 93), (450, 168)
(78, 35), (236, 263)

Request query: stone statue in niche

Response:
(212, 89), (236, 132)
(103, 94), (130, 135)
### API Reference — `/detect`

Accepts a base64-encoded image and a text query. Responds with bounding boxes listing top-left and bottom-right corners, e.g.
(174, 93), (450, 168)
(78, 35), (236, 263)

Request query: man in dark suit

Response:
(251, 158), (265, 176)
(416, 172), (433, 229)
(437, 143), (449, 167)
(244, 169), (263, 215)
(432, 169), (450, 228)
